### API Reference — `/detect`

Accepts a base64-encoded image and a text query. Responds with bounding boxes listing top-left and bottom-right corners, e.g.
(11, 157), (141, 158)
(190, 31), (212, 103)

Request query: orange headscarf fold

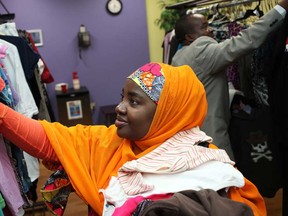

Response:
(136, 63), (207, 153)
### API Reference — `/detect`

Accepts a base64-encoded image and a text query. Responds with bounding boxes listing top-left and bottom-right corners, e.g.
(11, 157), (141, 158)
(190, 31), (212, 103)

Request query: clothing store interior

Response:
(0, 0), (287, 215)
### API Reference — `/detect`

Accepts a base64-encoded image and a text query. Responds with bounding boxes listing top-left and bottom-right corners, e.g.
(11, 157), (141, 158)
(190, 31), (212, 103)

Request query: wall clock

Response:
(106, 0), (123, 15)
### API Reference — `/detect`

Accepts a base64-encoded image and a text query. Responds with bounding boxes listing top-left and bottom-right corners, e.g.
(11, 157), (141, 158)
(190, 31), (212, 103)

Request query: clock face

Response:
(106, 0), (123, 15)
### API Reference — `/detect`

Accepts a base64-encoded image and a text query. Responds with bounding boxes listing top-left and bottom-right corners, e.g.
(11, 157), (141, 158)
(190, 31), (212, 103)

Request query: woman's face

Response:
(115, 79), (157, 141)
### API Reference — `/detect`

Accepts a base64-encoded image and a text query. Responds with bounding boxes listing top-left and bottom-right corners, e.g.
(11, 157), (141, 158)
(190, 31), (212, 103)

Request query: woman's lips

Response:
(115, 119), (128, 128)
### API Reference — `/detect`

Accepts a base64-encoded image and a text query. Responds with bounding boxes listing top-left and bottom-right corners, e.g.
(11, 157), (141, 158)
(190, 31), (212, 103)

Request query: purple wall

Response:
(2, 0), (150, 124)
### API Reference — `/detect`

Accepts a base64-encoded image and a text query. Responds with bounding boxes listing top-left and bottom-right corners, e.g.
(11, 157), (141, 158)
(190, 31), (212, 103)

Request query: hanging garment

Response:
(17, 29), (54, 84)
(0, 73), (32, 208)
(0, 192), (5, 216)
(162, 30), (174, 64)
(0, 135), (25, 215)
(0, 22), (18, 36)
(0, 39), (38, 117)
(0, 35), (41, 108)
(229, 97), (282, 198)
(265, 13), (288, 214)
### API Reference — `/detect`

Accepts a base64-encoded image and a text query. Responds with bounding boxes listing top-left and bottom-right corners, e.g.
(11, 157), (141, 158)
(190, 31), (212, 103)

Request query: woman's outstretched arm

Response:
(0, 102), (58, 162)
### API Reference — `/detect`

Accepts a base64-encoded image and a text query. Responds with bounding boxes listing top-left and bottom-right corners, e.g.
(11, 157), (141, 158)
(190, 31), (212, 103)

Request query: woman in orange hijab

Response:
(0, 63), (265, 215)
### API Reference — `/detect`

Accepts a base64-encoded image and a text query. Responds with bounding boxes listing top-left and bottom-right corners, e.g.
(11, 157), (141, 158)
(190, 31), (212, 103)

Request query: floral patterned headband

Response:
(128, 63), (165, 104)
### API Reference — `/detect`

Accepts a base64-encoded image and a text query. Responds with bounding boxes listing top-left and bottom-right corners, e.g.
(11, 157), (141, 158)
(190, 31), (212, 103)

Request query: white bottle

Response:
(72, 71), (80, 90)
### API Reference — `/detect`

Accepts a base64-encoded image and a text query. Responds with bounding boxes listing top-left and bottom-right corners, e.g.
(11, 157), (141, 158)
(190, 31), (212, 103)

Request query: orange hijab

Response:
(39, 63), (207, 214)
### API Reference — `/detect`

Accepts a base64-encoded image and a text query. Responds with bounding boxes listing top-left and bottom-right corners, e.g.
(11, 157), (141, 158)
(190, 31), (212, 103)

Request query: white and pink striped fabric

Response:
(117, 127), (234, 195)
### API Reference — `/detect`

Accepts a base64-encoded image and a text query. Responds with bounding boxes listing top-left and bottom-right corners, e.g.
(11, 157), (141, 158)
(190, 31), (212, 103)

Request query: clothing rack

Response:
(189, 0), (261, 14)
(166, 0), (223, 9)
(0, 0), (15, 20)
(166, 0), (260, 10)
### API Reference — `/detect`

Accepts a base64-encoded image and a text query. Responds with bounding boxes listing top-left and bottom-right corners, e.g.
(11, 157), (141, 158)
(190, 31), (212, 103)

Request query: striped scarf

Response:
(118, 127), (234, 195)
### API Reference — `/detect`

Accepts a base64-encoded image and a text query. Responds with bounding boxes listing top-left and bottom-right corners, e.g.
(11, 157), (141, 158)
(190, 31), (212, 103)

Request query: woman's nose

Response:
(115, 101), (126, 114)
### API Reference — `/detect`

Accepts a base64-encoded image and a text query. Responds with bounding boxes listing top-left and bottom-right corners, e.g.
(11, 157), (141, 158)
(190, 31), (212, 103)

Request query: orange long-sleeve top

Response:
(0, 102), (57, 162)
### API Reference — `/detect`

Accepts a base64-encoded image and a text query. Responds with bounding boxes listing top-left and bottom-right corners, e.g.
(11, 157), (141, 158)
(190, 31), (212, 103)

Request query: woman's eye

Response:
(120, 93), (124, 101)
(130, 98), (138, 105)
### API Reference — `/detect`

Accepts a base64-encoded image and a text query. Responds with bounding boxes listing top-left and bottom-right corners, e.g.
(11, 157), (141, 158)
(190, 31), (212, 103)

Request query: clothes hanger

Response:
(0, 0), (15, 21)
(166, 0), (204, 10)
(165, 0), (231, 10)
(0, 17), (7, 24)
(233, 0), (263, 22)
(209, 3), (230, 23)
